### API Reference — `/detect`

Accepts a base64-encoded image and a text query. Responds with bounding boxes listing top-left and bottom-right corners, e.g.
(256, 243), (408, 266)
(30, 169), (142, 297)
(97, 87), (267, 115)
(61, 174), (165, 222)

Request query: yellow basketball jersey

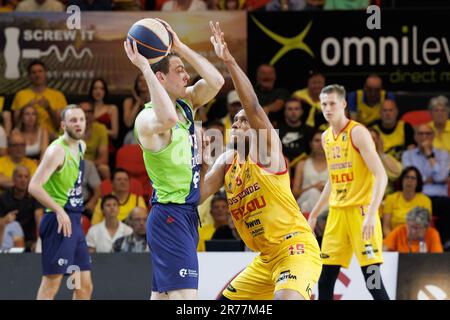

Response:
(324, 120), (374, 207)
(224, 154), (312, 253)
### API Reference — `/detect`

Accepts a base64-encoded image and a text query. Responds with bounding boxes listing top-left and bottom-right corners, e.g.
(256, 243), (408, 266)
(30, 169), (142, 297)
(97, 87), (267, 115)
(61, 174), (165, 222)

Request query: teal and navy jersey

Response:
(136, 99), (201, 206)
(43, 136), (84, 214)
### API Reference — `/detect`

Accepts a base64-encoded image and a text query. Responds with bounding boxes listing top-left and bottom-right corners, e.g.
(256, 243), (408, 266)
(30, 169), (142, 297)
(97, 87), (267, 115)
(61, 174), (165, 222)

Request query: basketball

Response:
(127, 18), (172, 64)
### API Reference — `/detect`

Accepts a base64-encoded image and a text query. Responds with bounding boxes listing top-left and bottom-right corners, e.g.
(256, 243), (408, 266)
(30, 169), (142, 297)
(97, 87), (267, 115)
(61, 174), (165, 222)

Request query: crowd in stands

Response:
(0, 0), (386, 12)
(1, 49), (449, 255)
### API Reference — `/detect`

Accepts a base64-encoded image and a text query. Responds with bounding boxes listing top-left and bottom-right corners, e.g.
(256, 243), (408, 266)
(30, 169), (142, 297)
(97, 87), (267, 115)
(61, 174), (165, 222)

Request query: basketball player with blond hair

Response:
(124, 19), (224, 300)
(201, 22), (322, 300)
(308, 84), (390, 300)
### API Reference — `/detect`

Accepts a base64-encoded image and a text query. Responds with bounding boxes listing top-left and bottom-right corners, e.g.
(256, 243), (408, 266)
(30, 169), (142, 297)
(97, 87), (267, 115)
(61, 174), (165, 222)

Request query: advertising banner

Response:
(0, 12), (247, 95)
(248, 10), (450, 92)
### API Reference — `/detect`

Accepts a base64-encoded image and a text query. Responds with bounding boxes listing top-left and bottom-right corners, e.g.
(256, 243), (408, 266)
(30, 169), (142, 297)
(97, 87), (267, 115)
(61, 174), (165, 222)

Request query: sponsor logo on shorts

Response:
(166, 216), (175, 224)
(251, 226), (265, 237)
(179, 268), (198, 278)
(288, 243), (305, 255)
(321, 253), (330, 259)
(226, 284), (237, 293)
(58, 258), (68, 266)
(276, 270), (297, 284)
(361, 244), (378, 258)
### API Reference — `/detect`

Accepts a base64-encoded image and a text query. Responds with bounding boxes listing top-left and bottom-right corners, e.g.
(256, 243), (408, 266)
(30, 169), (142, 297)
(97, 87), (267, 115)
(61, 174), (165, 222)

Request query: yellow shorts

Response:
(222, 233), (322, 300)
(321, 206), (384, 268)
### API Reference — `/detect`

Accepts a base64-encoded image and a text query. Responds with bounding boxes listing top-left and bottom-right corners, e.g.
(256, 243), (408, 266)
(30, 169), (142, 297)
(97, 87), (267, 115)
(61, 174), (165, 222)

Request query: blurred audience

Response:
(292, 130), (327, 213)
(0, 0), (19, 11)
(67, 0), (113, 10)
(0, 131), (37, 189)
(91, 168), (147, 225)
(11, 60), (67, 139)
(0, 166), (43, 252)
(80, 101), (109, 179)
(198, 193), (229, 252)
(0, 120), (6, 157)
(13, 105), (49, 161)
(86, 195), (132, 253)
(15, 0), (65, 11)
(211, 214), (247, 251)
(221, 90), (242, 146)
(278, 98), (314, 168)
(123, 73), (149, 129)
(292, 71), (326, 129)
(266, 0), (306, 11)
(161, 0), (207, 10)
(371, 99), (415, 161)
(427, 95), (450, 155)
(382, 166), (432, 237)
(383, 207), (443, 253)
(254, 63), (290, 126)
(113, 207), (148, 253)
(0, 209), (25, 251)
(348, 74), (395, 126)
(82, 159), (102, 219)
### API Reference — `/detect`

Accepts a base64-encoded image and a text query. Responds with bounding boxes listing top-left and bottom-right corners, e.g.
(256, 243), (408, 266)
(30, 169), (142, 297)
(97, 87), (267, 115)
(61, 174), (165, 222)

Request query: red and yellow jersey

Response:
(324, 120), (374, 207)
(224, 153), (313, 253)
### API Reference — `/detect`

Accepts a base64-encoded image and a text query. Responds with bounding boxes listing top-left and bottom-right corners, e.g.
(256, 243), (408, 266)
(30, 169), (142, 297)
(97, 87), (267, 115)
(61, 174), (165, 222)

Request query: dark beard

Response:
(66, 128), (82, 140)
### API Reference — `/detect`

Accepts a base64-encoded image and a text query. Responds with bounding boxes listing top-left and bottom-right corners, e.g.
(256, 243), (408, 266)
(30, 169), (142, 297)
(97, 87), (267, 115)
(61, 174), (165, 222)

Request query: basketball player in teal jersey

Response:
(29, 104), (93, 300)
(124, 20), (224, 300)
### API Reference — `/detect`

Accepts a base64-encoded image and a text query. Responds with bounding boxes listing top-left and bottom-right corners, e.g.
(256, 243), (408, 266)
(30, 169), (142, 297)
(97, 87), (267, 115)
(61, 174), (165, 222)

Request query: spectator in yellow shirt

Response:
(383, 207), (443, 253)
(80, 101), (109, 180)
(91, 168), (147, 225)
(382, 166), (432, 237)
(0, 131), (37, 189)
(11, 60), (67, 138)
(197, 192), (229, 252)
(428, 95), (450, 155)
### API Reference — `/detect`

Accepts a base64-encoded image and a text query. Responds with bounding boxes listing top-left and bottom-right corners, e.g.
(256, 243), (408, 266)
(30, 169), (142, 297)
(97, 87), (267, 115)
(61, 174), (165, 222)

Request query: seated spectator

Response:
(15, 0), (65, 11)
(86, 195), (133, 253)
(292, 71), (326, 129)
(13, 105), (49, 161)
(401, 124), (448, 197)
(0, 131), (37, 189)
(91, 168), (147, 225)
(369, 128), (402, 195)
(221, 90), (242, 145)
(0, 0), (19, 11)
(0, 166), (43, 251)
(113, 207), (149, 253)
(90, 79), (119, 142)
(198, 193), (229, 252)
(383, 207), (443, 253)
(292, 130), (328, 213)
(161, 0), (207, 11)
(401, 124), (450, 244)
(0, 210), (25, 251)
(382, 166), (432, 237)
(348, 74), (395, 126)
(371, 99), (415, 161)
(254, 63), (290, 126)
(427, 95), (450, 155)
(82, 159), (101, 219)
(11, 60), (67, 139)
(79, 101), (109, 179)
(278, 98), (314, 168)
(266, 0), (306, 11)
(0, 120), (6, 157)
(67, 0), (113, 10)
(123, 73), (150, 129)
(212, 214), (247, 251)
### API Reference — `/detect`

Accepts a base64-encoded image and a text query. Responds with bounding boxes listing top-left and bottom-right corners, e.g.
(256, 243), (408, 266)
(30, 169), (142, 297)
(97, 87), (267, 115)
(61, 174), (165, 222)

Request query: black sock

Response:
(318, 265), (341, 300)
(361, 264), (390, 300)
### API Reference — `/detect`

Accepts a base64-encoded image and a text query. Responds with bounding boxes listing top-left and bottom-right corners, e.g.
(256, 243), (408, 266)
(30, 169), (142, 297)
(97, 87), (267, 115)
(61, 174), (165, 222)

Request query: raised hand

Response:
(124, 39), (151, 71)
(154, 18), (183, 52)
(209, 21), (233, 63)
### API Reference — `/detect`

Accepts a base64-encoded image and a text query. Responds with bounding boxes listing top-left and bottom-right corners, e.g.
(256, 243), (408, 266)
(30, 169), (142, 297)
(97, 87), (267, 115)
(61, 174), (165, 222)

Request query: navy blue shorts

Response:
(40, 213), (91, 276)
(147, 203), (199, 293)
